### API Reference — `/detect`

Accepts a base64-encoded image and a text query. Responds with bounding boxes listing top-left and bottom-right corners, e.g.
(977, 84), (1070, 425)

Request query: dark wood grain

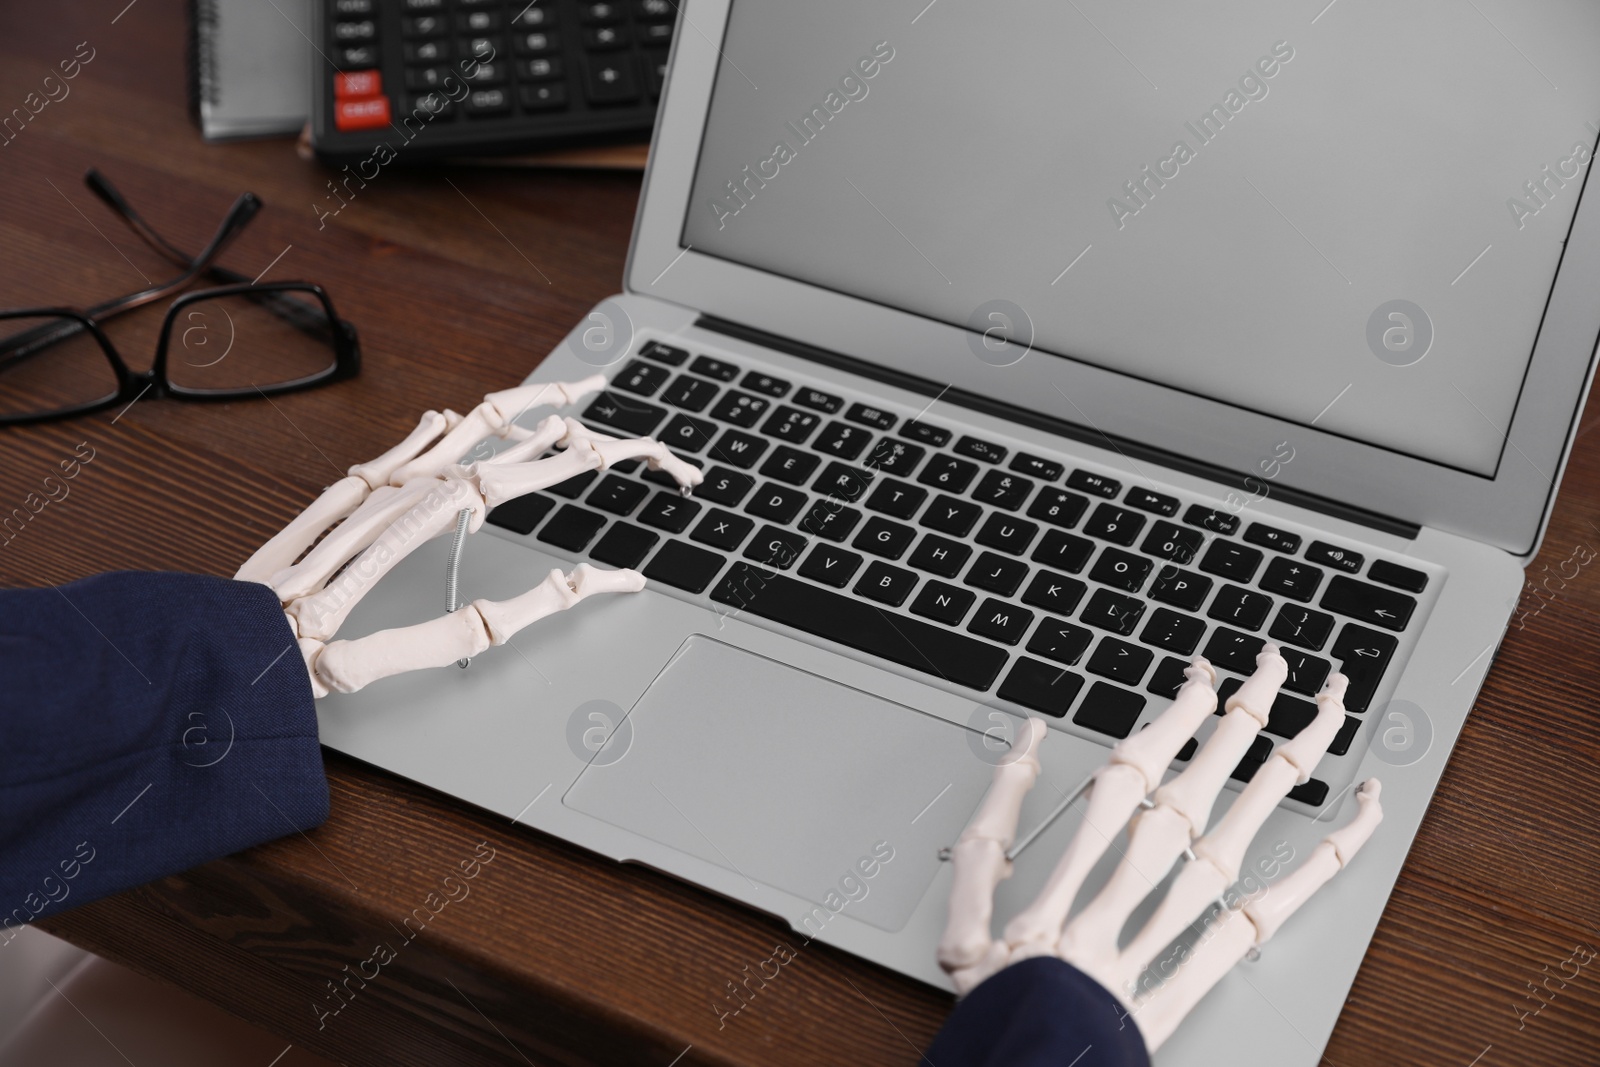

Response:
(6, 3), (1600, 1065)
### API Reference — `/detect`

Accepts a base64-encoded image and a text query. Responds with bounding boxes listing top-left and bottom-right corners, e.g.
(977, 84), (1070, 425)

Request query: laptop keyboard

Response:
(485, 337), (1436, 808)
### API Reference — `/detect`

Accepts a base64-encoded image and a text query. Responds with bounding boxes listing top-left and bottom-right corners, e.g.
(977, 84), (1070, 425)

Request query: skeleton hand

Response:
(235, 377), (701, 697)
(938, 643), (1383, 1052)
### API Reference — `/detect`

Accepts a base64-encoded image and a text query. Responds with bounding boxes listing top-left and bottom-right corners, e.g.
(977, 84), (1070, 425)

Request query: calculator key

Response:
(1080, 588), (1145, 635)
(1306, 540), (1364, 574)
(1026, 617), (1093, 666)
(585, 56), (640, 103)
(1030, 529), (1094, 574)
(1259, 557), (1324, 602)
(1140, 521), (1203, 564)
(921, 494), (982, 537)
(464, 38), (505, 61)
(760, 446), (821, 486)
(1183, 504), (1239, 535)
(813, 462), (873, 503)
(976, 513), (1039, 555)
(1244, 522), (1301, 554)
(1320, 576), (1416, 631)
(797, 500), (861, 543)
(691, 508), (753, 551)
(587, 474), (648, 515)
(847, 403), (897, 430)
(583, 25), (629, 48)
(334, 96), (391, 131)
(660, 375), (719, 412)
(465, 88), (512, 115)
(519, 83), (567, 110)
(1140, 608), (1206, 655)
(746, 483), (807, 524)
(955, 435), (1006, 464)
(1279, 647), (1331, 697)
(512, 7), (554, 27)
(658, 413), (717, 452)
(1199, 539), (1263, 583)
(853, 517), (917, 560)
(814, 421), (874, 461)
(1021, 570), (1086, 615)
(1268, 603), (1335, 651)
(1148, 565), (1212, 612)
(536, 504), (606, 550)
(401, 16), (443, 37)
(798, 543), (863, 587)
(1026, 489), (1088, 529)
(1368, 559), (1429, 593)
(405, 66), (451, 91)
(458, 9), (500, 31)
(334, 0), (375, 13)
(636, 0), (673, 17)
(708, 429), (767, 469)
(965, 551), (1029, 597)
(967, 598), (1034, 645)
(744, 526), (807, 570)
(1083, 503), (1145, 546)
(709, 390), (771, 427)
(1201, 626), (1268, 676)
(762, 406), (819, 442)
(1009, 453), (1063, 481)
(900, 421), (951, 446)
(973, 470), (1034, 511)
(794, 387), (843, 413)
(908, 534), (971, 578)
(637, 491), (700, 533)
(865, 478), (927, 520)
(1207, 584), (1273, 630)
(517, 57), (563, 80)
(612, 359), (669, 397)
(581, 1), (623, 22)
(643, 540), (726, 594)
(514, 32), (561, 54)
(1330, 623), (1398, 713)
(855, 562), (918, 607)
(406, 92), (455, 118)
(1125, 487), (1179, 516)
(338, 46), (379, 67)
(1066, 470), (1120, 498)
(917, 454), (978, 493)
(638, 340), (688, 365)
(335, 71), (383, 98)
(1073, 682), (1145, 738)
(1088, 548), (1152, 593)
(337, 18), (380, 41)
(404, 40), (451, 62)
(590, 522), (658, 568)
(485, 492), (554, 534)
(863, 438), (925, 477)
(911, 581), (977, 625)
(1087, 637), (1153, 686)
(697, 467), (755, 506)
(642, 21), (673, 43)
(403, 0), (443, 9)
(999, 660), (1085, 718)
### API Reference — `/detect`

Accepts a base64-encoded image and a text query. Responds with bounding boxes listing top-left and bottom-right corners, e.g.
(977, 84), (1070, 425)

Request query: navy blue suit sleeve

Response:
(0, 571), (326, 934)
(926, 957), (1152, 1067)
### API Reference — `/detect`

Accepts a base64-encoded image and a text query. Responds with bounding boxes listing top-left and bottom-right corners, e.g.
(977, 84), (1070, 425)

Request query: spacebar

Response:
(709, 563), (1009, 691)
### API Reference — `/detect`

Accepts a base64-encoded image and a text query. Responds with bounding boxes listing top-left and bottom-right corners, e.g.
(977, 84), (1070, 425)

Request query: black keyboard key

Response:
(814, 421), (874, 461)
(1147, 656), (1192, 699)
(1306, 540), (1364, 574)
(1083, 503), (1145, 546)
(760, 445), (821, 485)
(1026, 488), (1088, 529)
(814, 462), (874, 503)
(486, 492), (555, 535)
(1089, 548), (1152, 593)
(519, 83), (567, 110)
(1200, 539), (1263, 582)
(1141, 608), (1206, 655)
(637, 491), (700, 533)
(921, 494), (983, 537)
(1320, 576), (1416, 631)
(709, 428), (768, 470)
(697, 466), (755, 506)
(846, 402), (897, 430)
(999, 659), (1085, 717)
(644, 540), (726, 593)
(1269, 603), (1335, 651)
(746, 483), (808, 524)
(1030, 529), (1094, 573)
(465, 87), (513, 115)
(1288, 778), (1330, 806)
(1201, 626), (1268, 675)
(1331, 624), (1398, 713)
(762, 406), (821, 443)
(740, 370), (790, 397)
(709, 390), (771, 428)
(1368, 559), (1429, 593)
(537, 504), (606, 550)
(583, 391), (665, 436)
(900, 421), (951, 447)
(612, 359), (669, 397)
(690, 508), (753, 551)
(1328, 716), (1361, 756)
(863, 438), (926, 477)
(798, 543), (863, 588)
(638, 340), (688, 366)
(1022, 570), (1087, 615)
(910, 581), (976, 625)
(1067, 469), (1121, 498)
(955, 435), (1006, 464)
(1280, 647), (1331, 697)
(1184, 504), (1239, 535)
(865, 478), (928, 520)
(1073, 682), (1145, 738)
(548, 468), (599, 499)
(583, 54), (639, 102)
(798, 499), (862, 542)
(587, 474), (649, 515)
(1230, 735), (1274, 782)
(590, 522), (658, 568)
(918, 454), (979, 493)
(1081, 588), (1145, 635)
(689, 355), (739, 381)
(1259, 557), (1324, 602)
(1010, 452), (1064, 481)
(967, 598), (1034, 645)
(1141, 521), (1203, 564)
(1026, 617), (1093, 666)
(660, 375), (720, 412)
(744, 525), (807, 570)
(580, 1), (622, 23)
(853, 517), (917, 560)
(794, 387), (843, 413)
(583, 24), (627, 48)
(909, 534), (972, 579)
(976, 513), (1040, 555)
(1125, 487), (1179, 516)
(513, 30), (561, 55)
(1149, 565), (1212, 611)
(1244, 522), (1301, 555)
(973, 470), (1034, 511)
(965, 551), (1029, 596)
(659, 413), (717, 452)
(855, 561), (918, 606)
(1207, 584), (1273, 630)
(1087, 637), (1153, 685)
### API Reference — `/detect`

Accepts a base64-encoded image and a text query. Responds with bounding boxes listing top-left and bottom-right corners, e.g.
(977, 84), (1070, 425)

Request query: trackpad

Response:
(562, 636), (993, 933)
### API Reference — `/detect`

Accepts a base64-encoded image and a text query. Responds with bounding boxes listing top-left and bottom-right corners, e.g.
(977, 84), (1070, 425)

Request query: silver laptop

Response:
(319, 2), (1600, 1062)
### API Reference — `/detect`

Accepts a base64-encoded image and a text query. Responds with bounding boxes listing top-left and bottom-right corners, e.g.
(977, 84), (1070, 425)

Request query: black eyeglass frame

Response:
(0, 282), (360, 426)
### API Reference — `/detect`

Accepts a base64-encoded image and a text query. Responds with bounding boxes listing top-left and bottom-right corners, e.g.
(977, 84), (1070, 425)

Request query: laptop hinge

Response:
(695, 314), (1422, 540)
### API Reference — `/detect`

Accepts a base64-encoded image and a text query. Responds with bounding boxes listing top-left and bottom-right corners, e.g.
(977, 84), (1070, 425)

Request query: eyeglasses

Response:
(0, 169), (360, 426)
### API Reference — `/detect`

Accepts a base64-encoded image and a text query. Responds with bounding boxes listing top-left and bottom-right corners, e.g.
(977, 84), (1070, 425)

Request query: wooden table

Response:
(5, 3), (1600, 1064)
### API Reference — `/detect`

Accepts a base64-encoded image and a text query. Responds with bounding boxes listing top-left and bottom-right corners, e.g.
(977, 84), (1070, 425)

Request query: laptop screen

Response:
(681, 1), (1600, 477)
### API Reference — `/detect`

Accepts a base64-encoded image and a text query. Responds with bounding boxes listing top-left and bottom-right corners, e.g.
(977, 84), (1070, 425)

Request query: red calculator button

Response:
(335, 70), (383, 99)
(334, 96), (391, 131)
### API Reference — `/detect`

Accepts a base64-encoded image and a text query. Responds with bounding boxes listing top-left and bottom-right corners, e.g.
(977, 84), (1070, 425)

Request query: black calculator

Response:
(309, 0), (672, 166)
